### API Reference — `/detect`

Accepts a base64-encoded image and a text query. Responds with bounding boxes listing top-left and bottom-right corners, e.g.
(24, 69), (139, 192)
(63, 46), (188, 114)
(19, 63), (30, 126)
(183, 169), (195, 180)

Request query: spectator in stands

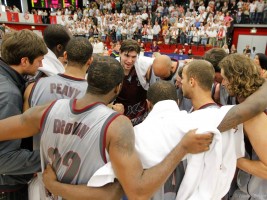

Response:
(200, 26), (209, 46)
(243, 45), (251, 57)
(12, 5), (20, 13)
(93, 37), (104, 55)
(243, 2), (250, 23)
(152, 21), (161, 41)
(170, 26), (179, 44)
(110, 42), (121, 58)
(222, 44), (230, 54)
(110, 26), (116, 42)
(229, 1), (238, 16)
(221, 2), (229, 14)
(150, 40), (160, 52)
(147, 25), (154, 43)
(187, 48), (193, 56)
(249, 0), (257, 24)
(250, 46), (257, 59)
(140, 42), (146, 52)
(224, 12), (234, 26)
(42, 10), (48, 24)
(230, 44), (237, 54)
(186, 27), (194, 45)
(180, 28), (186, 45)
(217, 26), (226, 47)
(236, 7), (243, 23)
(141, 24), (148, 43)
(256, 0), (265, 24)
(192, 27), (200, 45)
(162, 28), (170, 44)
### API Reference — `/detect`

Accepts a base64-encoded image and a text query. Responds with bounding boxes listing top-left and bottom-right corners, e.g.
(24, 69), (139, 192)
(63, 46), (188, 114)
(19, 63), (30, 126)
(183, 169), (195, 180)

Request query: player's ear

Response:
(87, 56), (94, 66)
(190, 77), (195, 87)
(63, 51), (67, 60)
(114, 83), (122, 95)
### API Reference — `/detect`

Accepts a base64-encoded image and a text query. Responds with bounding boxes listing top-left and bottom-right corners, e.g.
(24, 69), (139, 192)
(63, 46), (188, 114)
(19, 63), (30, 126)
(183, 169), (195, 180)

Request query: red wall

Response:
(232, 27), (267, 55)
(4, 23), (47, 35)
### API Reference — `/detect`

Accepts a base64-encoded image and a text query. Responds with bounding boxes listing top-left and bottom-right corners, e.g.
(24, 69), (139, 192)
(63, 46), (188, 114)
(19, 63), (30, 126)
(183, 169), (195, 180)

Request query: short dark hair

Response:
(147, 81), (177, 105)
(185, 60), (215, 91)
(120, 39), (141, 54)
(87, 56), (124, 95)
(203, 48), (227, 72)
(1, 29), (47, 65)
(66, 37), (93, 66)
(43, 24), (71, 50)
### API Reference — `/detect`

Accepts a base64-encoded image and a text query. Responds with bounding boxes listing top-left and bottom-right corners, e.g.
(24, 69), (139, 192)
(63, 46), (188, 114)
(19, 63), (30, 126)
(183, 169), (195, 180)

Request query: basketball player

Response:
(0, 29), (47, 199)
(219, 54), (267, 200)
(0, 56), (213, 200)
(46, 58), (267, 199)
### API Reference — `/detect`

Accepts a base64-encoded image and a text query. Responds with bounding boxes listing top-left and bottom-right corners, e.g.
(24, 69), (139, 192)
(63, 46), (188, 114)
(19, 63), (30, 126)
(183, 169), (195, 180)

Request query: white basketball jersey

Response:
(40, 99), (120, 185)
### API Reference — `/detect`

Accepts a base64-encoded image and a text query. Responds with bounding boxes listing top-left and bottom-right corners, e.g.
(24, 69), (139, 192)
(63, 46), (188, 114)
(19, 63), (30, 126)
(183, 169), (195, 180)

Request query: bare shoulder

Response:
(106, 115), (135, 155)
(244, 112), (267, 133)
(22, 103), (52, 129)
(24, 82), (35, 99)
(23, 82), (35, 111)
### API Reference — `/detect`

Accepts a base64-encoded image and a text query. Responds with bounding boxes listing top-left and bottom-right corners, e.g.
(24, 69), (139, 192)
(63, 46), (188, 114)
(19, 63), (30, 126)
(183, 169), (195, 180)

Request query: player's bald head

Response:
(152, 55), (172, 78)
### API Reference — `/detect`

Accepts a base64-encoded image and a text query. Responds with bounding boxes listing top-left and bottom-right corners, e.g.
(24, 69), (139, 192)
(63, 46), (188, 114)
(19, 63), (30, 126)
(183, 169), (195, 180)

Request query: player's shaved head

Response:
(152, 55), (172, 78)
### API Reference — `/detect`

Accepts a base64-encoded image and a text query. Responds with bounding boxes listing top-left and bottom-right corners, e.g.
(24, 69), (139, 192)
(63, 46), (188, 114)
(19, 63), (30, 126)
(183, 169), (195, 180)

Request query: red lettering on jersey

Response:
(53, 119), (90, 138)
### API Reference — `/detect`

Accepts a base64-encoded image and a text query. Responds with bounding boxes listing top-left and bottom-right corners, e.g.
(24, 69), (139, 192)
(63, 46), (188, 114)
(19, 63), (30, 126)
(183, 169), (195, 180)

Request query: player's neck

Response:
(192, 92), (215, 110)
(64, 65), (87, 79)
(76, 94), (108, 109)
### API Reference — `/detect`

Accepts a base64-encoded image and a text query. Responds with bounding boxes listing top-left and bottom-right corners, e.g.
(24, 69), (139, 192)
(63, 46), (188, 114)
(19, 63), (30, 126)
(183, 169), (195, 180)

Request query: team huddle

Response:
(0, 24), (266, 200)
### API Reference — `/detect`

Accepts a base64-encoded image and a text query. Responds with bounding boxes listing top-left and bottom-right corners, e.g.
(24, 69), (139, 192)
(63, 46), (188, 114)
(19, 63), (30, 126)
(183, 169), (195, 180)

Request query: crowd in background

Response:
(3, 0), (267, 50)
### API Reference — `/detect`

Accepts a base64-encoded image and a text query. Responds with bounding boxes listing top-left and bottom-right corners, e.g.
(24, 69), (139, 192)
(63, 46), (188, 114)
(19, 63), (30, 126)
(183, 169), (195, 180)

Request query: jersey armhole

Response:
(28, 78), (41, 108)
(100, 113), (121, 163)
(40, 100), (57, 132)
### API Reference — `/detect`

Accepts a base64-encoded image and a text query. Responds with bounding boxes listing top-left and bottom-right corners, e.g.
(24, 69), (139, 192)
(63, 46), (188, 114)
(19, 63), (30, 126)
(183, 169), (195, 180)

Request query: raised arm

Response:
(218, 80), (267, 132)
(107, 115), (213, 199)
(43, 164), (124, 200)
(0, 104), (48, 140)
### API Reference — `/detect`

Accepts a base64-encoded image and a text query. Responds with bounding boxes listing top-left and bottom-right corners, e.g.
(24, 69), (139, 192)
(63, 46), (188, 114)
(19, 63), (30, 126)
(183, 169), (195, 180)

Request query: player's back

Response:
(40, 99), (120, 184)
(29, 74), (87, 107)
(30, 74), (88, 150)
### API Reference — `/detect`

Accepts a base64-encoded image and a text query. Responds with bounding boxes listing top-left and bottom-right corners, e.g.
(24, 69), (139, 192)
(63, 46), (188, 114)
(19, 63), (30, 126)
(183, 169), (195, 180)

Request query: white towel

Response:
(176, 105), (245, 200)
(39, 48), (65, 77)
(87, 162), (116, 187)
(134, 55), (154, 90)
(176, 127), (222, 200)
